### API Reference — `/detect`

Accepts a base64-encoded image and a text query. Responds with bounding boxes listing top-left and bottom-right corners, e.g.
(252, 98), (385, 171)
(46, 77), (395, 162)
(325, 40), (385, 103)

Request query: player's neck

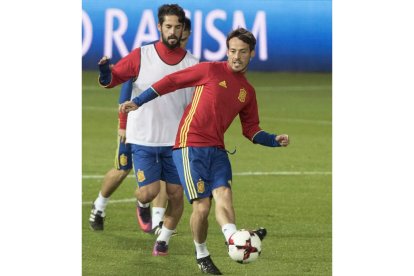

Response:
(155, 41), (186, 65)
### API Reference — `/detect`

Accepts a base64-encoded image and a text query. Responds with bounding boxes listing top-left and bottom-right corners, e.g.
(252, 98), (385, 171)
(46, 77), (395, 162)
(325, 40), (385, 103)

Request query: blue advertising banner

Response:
(82, 0), (331, 72)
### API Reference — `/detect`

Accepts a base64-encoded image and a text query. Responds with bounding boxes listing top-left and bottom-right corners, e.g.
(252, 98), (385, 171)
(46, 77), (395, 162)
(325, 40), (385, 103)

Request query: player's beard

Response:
(161, 33), (181, 49)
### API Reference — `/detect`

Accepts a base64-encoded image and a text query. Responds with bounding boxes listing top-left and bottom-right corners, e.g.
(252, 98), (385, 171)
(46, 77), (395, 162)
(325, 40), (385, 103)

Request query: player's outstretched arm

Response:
(120, 86), (160, 114)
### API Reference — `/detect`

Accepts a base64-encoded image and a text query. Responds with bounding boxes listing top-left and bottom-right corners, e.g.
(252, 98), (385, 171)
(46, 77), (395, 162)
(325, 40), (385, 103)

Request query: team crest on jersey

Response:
(197, 179), (205, 193)
(120, 154), (128, 166)
(137, 169), (146, 183)
(238, 88), (247, 102)
(219, 80), (227, 88)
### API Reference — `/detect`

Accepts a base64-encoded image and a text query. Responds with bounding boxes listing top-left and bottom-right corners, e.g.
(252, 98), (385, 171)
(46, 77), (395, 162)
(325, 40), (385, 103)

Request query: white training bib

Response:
(126, 44), (198, 146)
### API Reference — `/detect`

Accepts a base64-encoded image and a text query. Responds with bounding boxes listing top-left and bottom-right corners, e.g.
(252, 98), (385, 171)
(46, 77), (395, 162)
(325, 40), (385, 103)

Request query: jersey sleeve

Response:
(151, 62), (210, 95)
(105, 48), (141, 88)
(118, 79), (133, 103)
(239, 88), (263, 141)
(117, 79), (133, 129)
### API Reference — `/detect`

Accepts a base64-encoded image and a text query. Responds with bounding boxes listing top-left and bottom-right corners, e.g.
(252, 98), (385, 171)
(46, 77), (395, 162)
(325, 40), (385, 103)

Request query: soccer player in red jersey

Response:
(89, 17), (194, 235)
(121, 28), (290, 275)
(97, 4), (199, 258)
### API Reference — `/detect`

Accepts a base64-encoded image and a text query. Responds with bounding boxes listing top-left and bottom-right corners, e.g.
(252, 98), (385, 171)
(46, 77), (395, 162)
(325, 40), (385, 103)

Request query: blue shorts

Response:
(114, 135), (132, 171)
(172, 147), (232, 203)
(131, 144), (181, 187)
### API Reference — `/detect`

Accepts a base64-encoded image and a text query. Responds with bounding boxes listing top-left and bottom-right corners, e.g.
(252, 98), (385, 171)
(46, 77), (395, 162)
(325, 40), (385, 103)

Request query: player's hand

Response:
(276, 134), (289, 147)
(98, 56), (109, 65)
(98, 56), (114, 69)
(118, 129), (127, 143)
(120, 101), (139, 113)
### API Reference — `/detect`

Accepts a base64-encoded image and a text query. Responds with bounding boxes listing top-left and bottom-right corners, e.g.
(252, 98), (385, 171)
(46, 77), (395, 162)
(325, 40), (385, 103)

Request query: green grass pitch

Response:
(82, 71), (332, 275)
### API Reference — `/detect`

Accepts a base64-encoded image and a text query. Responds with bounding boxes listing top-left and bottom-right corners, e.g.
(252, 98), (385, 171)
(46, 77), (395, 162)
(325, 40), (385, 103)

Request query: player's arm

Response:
(252, 131), (289, 147)
(240, 90), (289, 147)
(120, 63), (209, 113)
(151, 62), (208, 94)
(119, 87), (159, 113)
(117, 79), (133, 142)
(98, 49), (141, 88)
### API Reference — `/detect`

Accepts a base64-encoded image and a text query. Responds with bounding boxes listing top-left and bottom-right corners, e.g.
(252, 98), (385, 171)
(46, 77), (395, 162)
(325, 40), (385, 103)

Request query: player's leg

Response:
(213, 187), (267, 242)
(152, 146), (183, 255)
(100, 168), (131, 197)
(89, 136), (132, 231)
(208, 149), (237, 242)
(162, 183), (183, 230)
(212, 186), (236, 238)
(131, 144), (163, 232)
(152, 182), (184, 256)
(211, 149), (267, 243)
(134, 180), (161, 232)
(160, 146), (185, 231)
(150, 180), (167, 232)
(171, 147), (222, 274)
(191, 197), (211, 251)
(192, 198), (222, 275)
(134, 180), (161, 203)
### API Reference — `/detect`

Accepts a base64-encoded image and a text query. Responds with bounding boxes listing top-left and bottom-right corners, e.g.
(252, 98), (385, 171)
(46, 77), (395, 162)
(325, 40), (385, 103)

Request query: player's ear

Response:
(250, 50), (256, 59)
(157, 23), (161, 32)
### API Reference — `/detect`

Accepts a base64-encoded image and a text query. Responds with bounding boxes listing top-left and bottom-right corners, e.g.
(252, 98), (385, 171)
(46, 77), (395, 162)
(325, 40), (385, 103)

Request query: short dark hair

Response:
(158, 4), (185, 25)
(226, 28), (256, 52)
(184, 17), (191, 32)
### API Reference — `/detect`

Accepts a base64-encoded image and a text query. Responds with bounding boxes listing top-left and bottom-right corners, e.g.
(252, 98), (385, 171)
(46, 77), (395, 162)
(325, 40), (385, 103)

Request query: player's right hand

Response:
(120, 101), (139, 113)
(98, 56), (114, 71)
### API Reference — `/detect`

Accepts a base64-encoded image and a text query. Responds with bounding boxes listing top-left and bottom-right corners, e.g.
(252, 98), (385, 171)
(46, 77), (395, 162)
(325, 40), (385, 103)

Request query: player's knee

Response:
(118, 169), (131, 179)
(137, 182), (160, 202)
(167, 185), (183, 200)
(213, 186), (232, 201)
(193, 199), (211, 218)
(136, 192), (153, 204)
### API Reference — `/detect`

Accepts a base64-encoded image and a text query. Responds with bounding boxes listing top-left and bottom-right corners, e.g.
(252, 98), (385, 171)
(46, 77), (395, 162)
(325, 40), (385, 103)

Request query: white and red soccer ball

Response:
(227, 229), (262, 264)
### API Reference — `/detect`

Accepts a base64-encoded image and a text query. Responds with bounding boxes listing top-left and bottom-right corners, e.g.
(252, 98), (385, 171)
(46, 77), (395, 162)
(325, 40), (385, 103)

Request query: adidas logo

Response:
(219, 80), (227, 88)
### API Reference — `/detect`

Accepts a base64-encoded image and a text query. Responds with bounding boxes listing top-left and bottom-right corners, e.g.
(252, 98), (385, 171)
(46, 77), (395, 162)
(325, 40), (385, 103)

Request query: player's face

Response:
(226, 37), (255, 73)
(158, 15), (183, 49)
(180, 29), (190, 49)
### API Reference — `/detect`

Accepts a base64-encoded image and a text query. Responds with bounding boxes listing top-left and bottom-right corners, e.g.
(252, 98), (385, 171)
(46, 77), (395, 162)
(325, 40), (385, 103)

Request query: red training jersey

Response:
(104, 41), (187, 88)
(103, 41), (187, 129)
(152, 61), (262, 149)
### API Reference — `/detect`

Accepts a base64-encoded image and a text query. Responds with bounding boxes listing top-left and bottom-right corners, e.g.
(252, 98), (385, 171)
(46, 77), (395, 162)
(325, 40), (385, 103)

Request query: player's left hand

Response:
(120, 101), (139, 113)
(276, 134), (289, 147)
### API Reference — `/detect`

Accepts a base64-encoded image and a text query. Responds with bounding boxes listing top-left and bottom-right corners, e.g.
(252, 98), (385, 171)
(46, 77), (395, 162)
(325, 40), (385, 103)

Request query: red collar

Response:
(154, 41), (186, 65)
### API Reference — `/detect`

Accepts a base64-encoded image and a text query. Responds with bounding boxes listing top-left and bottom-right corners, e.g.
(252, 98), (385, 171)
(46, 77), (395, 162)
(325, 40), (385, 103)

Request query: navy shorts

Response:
(131, 144), (181, 187)
(172, 147), (232, 203)
(114, 135), (132, 171)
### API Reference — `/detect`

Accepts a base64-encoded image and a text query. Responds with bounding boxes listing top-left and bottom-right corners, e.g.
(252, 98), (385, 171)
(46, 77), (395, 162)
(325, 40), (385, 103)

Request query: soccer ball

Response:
(227, 229), (262, 264)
